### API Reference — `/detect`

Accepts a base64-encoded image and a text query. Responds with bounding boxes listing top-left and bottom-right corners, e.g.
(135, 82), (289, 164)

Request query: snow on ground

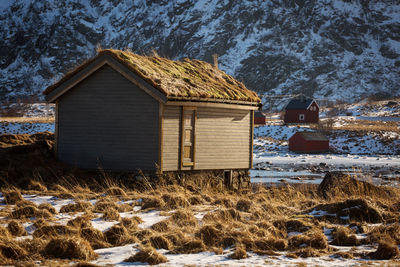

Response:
(0, 193), (390, 266)
(0, 122), (54, 134)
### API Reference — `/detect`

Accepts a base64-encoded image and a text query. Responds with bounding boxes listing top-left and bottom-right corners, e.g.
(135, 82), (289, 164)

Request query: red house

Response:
(284, 96), (319, 124)
(289, 132), (329, 153)
(254, 110), (266, 125)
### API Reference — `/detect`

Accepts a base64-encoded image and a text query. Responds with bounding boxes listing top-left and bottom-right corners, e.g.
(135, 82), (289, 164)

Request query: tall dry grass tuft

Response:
(60, 201), (93, 213)
(161, 193), (189, 210)
(33, 225), (78, 239)
(11, 205), (52, 219)
(170, 209), (197, 228)
(150, 219), (170, 232)
(369, 239), (399, 260)
(124, 246), (167, 265)
(80, 227), (110, 249)
(7, 221), (27, 237)
(42, 237), (97, 260)
(38, 203), (57, 214)
(0, 240), (28, 261)
(104, 186), (127, 197)
(236, 199), (252, 212)
(230, 244), (248, 259)
(330, 226), (359, 246)
(2, 189), (24, 204)
(67, 215), (93, 229)
(104, 225), (136, 246)
(171, 239), (206, 254)
(148, 234), (172, 250)
(24, 179), (47, 192)
(196, 225), (221, 247)
(102, 207), (120, 221)
(141, 197), (165, 210)
(0, 226), (12, 240)
(288, 230), (328, 250)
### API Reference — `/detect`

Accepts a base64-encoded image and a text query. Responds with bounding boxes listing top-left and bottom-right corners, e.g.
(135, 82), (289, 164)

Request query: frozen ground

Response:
(0, 122), (54, 134)
(0, 193), (390, 267)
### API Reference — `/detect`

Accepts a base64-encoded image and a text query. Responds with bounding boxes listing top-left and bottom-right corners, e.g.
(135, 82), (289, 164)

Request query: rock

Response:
(309, 198), (384, 223)
(317, 171), (391, 199)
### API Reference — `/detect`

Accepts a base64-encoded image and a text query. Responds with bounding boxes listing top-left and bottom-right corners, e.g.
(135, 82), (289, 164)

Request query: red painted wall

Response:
(289, 132), (329, 153)
(254, 116), (266, 125)
(284, 102), (319, 124)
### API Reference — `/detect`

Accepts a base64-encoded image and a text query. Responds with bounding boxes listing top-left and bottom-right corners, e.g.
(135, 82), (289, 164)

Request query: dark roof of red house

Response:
(285, 97), (315, 110)
(254, 110), (266, 117)
(297, 132), (329, 141)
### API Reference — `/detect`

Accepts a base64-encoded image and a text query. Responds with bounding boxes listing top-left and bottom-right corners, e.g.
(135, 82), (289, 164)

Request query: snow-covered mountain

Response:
(1, 0), (399, 105)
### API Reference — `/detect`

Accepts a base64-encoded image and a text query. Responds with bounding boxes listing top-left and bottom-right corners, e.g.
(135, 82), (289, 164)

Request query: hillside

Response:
(0, 0), (399, 105)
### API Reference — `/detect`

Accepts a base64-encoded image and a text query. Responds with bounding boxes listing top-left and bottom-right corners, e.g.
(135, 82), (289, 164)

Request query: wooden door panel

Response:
(181, 107), (196, 168)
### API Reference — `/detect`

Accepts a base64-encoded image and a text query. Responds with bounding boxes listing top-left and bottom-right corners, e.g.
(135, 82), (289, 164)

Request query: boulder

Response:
(317, 172), (391, 199)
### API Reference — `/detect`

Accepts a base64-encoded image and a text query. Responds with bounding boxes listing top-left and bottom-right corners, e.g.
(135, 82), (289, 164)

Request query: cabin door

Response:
(181, 107), (196, 169)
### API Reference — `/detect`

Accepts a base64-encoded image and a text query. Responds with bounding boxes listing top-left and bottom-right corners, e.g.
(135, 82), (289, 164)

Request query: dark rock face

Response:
(0, 0), (399, 104)
(317, 171), (390, 199)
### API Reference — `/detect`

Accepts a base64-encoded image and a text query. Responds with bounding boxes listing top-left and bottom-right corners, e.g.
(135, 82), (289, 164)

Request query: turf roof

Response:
(44, 49), (260, 104)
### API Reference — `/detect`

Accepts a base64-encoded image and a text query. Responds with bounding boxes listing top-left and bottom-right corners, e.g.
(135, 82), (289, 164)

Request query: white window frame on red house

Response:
(299, 114), (305, 120)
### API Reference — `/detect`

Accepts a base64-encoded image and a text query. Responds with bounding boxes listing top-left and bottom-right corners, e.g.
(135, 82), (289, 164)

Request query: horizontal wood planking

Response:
(195, 107), (251, 170)
(162, 106), (181, 171)
(161, 105), (252, 171)
(57, 65), (159, 171)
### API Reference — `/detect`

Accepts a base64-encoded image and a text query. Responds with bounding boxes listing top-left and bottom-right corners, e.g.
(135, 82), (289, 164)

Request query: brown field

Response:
(0, 133), (400, 265)
(0, 116), (54, 123)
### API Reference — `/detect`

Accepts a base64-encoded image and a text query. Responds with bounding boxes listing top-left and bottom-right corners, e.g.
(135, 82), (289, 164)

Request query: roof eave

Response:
(44, 53), (168, 104)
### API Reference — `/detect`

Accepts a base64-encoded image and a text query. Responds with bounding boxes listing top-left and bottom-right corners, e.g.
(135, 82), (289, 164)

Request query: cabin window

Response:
(181, 107), (196, 169)
(299, 114), (305, 120)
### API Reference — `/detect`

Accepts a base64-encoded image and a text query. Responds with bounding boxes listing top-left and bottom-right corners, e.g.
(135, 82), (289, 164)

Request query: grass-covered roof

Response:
(44, 49), (260, 104)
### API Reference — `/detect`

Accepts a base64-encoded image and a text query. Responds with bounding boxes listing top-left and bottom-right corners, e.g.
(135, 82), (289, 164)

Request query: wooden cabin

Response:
(283, 95), (319, 124)
(289, 132), (329, 153)
(254, 110), (266, 125)
(43, 49), (260, 175)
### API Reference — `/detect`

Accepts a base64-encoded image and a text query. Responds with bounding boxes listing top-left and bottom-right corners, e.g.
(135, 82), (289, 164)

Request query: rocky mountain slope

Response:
(0, 0), (399, 105)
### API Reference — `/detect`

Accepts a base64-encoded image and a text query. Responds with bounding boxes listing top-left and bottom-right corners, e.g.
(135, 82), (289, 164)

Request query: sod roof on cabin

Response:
(43, 49), (260, 104)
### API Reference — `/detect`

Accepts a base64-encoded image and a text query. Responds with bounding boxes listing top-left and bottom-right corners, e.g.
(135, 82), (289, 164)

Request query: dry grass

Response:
(1, 138), (400, 266)
(44, 49), (261, 103)
(172, 239), (206, 254)
(38, 203), (57, 214)
(33, 225), (78, 239)
(11, 205), (52, 219)
(67, 215), (93, 229)
(170, 209), (198, 228)
(102, 207), (120, 221)
(2, 189), (24, 204)
(330, 226), (359, 246)
(80, 227), (110, 249)
(104, 187), (127, 197)
(42, 237), (97, 260)
(150, 219), (170, 232)
(104, 225), (136, 246)
(141, 197), (165, 210)
(124, 246), (167, 265)
(148, 234), (171, 250)
(0, 240), (28, 261)
(59, 202), (93, 213)
(369, 239), (400, 260)
(7, 221), (27, 237)
(230, 244), (248, 259)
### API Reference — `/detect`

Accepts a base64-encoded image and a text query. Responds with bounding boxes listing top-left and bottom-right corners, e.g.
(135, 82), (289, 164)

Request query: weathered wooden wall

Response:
(57, 64), (159, 170)
(162, 105), (252, 171)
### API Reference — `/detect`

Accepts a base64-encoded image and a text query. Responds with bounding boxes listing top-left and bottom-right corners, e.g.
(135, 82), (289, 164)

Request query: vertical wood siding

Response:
(57, 65), (159, 170)
(162, 105), (251, 171)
